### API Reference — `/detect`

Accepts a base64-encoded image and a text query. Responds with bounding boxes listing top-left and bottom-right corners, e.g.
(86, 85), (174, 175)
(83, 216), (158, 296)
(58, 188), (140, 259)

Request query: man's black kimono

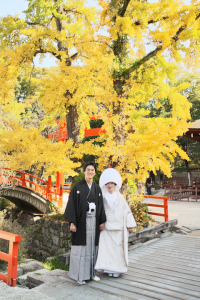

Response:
(64, 179), (106, 246)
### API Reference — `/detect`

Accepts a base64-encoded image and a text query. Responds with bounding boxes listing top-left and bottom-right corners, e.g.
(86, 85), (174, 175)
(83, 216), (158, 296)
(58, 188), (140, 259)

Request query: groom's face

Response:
(84, 165), (96, 181)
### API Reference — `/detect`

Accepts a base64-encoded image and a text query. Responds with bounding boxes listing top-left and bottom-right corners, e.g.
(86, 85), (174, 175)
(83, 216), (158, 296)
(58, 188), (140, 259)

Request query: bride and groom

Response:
(64, 162), (136, 284)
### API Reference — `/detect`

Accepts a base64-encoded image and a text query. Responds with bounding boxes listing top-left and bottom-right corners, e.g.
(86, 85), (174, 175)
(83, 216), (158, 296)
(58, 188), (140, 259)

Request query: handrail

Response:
(165, 187), (200, 201)
(0, 230), (22, 287)
(0, 168), (63, 206)
(144, 195), (169, 222)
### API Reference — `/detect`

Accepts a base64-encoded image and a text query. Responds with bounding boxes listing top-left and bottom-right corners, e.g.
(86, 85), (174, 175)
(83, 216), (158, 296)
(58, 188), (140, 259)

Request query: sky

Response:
(1, 0), (192, 68)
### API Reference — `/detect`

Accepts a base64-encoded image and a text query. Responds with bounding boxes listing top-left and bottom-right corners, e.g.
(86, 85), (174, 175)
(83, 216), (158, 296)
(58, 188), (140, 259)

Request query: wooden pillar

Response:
(56, 172), (64, 195)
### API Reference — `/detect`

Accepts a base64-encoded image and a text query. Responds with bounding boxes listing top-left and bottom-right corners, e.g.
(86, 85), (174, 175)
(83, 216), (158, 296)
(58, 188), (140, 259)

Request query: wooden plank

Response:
(127, 265), (200, 287)
(107, 276), (200, 299)
(128, 262), (200, 282)
(129, 253), (200, 270)
(0, 231), (22, 242)
(0, 251), (10, 262)
(87, 281), (155, 300)
(128, 258), (200, 277)
(124, 270), (200, 292)
(95, 278), (185, 300)
(133, 244), (200, 257)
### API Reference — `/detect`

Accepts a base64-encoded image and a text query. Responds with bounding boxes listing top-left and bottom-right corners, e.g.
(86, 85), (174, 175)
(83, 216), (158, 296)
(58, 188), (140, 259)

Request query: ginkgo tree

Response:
(0, 0), (200, 197)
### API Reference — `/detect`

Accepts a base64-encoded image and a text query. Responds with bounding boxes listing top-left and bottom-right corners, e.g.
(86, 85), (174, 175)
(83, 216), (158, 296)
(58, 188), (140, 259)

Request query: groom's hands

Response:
(70, 223), (77, 232)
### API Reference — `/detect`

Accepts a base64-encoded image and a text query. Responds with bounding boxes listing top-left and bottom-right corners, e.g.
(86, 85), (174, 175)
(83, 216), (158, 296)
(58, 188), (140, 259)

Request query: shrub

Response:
(43, 213), (67, 222)
(128, 180), (151, 224)
(0, 212), (31, 269)
(42, 255), (69, 271)
(0, 197), (11, 211)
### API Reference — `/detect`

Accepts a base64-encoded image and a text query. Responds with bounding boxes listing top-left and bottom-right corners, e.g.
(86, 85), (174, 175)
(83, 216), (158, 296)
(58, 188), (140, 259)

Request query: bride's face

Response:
(106, 182), (115, 194)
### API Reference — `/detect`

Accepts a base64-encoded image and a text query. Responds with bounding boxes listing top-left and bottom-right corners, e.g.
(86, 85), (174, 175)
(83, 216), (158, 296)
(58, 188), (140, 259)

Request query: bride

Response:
(95, 168), (136, 277)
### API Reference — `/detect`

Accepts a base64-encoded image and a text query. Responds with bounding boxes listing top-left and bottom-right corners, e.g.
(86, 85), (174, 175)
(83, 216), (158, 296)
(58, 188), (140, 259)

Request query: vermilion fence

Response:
(63, 183), (71, 193)
(0, 230), (22, 287)
(0, 168), (63, 207)
(144, 195), (169, 222)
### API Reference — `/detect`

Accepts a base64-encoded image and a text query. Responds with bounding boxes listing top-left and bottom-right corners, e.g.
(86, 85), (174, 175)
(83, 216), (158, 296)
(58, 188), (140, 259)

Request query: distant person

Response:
(64, 162), (106, 284)
(137, 181), (143, 194)
(146, 177), (152, 195)
(95, 168), (136, 277)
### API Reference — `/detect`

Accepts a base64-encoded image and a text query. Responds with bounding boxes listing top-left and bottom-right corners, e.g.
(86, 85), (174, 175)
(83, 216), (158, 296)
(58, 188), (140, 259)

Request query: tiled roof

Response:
(188, 119), (200, 129)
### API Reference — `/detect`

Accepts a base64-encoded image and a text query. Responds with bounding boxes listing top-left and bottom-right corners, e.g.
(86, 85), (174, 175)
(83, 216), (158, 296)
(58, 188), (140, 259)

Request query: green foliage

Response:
(42, 255), (69, 271)
(128, 181), (151, 224)
(148, 98), (172, 118)
(48, 201), (58, 213)
(0, 198), (10, 211)
(128, 180), (137, 194)
(173, 74), (200, 122)
(129, 196), (151, 224)
(0, 212), (31, 269)
(43, 213), (66, 222)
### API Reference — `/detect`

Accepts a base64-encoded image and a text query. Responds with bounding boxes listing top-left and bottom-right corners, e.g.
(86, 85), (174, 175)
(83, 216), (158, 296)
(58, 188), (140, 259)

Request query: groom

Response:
(64, 161), (106, 284)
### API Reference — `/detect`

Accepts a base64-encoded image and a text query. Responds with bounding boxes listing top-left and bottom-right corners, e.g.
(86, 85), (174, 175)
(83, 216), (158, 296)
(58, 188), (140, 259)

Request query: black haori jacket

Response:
(64, 179), (106, 246)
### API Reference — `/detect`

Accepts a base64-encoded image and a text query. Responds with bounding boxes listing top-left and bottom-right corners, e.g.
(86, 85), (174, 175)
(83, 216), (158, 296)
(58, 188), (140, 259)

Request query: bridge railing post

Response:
(22, 173), (26, 187)
(46, 176), (52, 201)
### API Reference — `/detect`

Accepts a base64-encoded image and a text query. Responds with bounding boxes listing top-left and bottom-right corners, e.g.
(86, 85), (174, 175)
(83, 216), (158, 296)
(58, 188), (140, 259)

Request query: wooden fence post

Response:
(164, 198), (169, 222)
(0, 230), (22, 287)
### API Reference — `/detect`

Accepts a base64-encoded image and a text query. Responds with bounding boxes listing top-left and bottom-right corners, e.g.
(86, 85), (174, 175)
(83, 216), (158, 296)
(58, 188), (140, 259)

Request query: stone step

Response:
(0, 281), (53, 300)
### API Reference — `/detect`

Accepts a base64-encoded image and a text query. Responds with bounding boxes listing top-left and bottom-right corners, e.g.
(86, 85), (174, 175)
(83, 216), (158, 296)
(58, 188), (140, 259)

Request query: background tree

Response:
(0, 0), (200, 198)
(148, 73), (200, 172)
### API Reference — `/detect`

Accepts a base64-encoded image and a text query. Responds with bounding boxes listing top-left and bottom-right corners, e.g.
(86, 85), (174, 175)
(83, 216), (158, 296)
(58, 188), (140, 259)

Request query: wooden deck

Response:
(87, 234), (200, 299)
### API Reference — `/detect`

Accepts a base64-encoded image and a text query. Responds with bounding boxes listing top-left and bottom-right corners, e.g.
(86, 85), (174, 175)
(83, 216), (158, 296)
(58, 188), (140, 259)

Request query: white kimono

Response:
(95, 191), (136, 274)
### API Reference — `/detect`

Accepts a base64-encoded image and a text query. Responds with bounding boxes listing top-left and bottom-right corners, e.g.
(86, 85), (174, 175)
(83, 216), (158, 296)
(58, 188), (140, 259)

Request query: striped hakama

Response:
(69, 211), (98, 282)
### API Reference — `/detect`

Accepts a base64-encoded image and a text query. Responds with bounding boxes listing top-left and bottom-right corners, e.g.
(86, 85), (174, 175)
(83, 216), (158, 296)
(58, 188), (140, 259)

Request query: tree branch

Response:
(118, 0), (131, 18)
(34, 48), (61, 60)
(70, 53), (78, 60)
(117, 12), (200, 78)
(26, 22), (47, 27)
(172, 12), (200, 43)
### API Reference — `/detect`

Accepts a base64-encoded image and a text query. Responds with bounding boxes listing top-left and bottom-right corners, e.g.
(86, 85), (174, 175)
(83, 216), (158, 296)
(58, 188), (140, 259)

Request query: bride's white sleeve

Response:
(125, 202), (136, 228)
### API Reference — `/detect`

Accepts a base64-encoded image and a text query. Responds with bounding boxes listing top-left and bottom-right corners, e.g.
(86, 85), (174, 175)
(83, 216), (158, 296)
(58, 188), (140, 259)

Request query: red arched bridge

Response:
(0, 168), (69, 214)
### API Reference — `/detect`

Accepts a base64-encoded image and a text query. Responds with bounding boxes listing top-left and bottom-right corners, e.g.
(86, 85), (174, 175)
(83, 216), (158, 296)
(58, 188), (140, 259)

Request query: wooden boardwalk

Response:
(87, 234), (200, 299)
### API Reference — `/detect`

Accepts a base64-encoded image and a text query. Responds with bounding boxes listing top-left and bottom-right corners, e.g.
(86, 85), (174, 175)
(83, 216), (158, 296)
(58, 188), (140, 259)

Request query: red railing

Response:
(0, 230), (22, 287)
(0, 168), (63, 206)
(162, 181), (200, 188)
(63, 183), (71, 193)
(144, 195), (169, 222)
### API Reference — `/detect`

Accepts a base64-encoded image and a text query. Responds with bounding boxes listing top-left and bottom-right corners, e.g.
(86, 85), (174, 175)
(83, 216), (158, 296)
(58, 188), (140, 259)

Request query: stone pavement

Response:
(1, 233), (200, 299)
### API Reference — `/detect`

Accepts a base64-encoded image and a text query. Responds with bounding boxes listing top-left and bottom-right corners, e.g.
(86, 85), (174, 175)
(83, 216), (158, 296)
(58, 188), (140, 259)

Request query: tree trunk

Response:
(66, 105), (81, 145)
(120, 179), (129, 202)
(54, 3), (81, 145)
